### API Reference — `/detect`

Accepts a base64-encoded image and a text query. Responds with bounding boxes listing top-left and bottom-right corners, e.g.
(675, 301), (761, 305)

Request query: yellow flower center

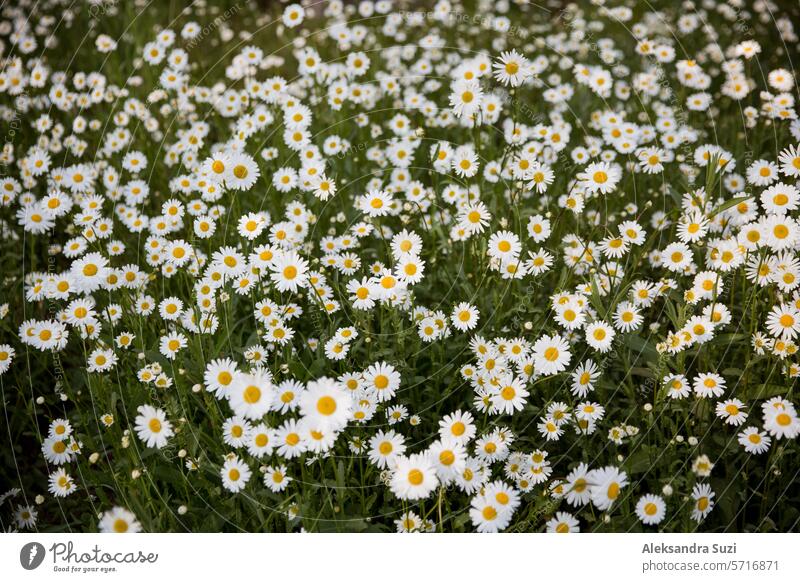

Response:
(408, 469), (424, 485)
(243, 385), (261, 404)
(316, 396), (337, 415)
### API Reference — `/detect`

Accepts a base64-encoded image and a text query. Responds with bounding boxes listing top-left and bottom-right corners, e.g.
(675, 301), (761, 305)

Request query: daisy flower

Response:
(264, 465), (292, 492)
(48, 468), (77, 497)
(390, 453), (439, 501)
(134, 405), (173, 449)
(635, 494), (666, 525)
(438, 410), (477, 445)
(451, 302), (480, 331)
(469, 494), (512, 533)
(546, 511), (580, 533)
(299, 377), (352, 431)
(585, 321), (616, 352)
(715, 399), (748, 426)
(282, 3), (304, 27)
(493, 49), (530, 87)
(578, 161), (621, 195)
(532, 334), (572, 376)
(588, 466), (628, 511)
(221, 456), (252, 493)
(359, 189), (393, 218)
(229, 370), (274, 420)
(99, 507), (142, 533)
(269, 250), (309, 293)
(363, 361), (401, 402)
(691, 483), (715, 522)
(738, 427), (772, 454)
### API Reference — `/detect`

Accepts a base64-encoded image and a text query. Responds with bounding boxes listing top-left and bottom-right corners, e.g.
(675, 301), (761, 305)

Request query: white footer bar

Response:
(2, 533), (798, 581)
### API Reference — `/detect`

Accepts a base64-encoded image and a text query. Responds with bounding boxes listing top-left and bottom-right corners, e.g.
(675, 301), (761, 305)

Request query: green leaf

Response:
(741, 383), (791, 400)
(621, 333), (660, 363)
(708, 196), (749, 218)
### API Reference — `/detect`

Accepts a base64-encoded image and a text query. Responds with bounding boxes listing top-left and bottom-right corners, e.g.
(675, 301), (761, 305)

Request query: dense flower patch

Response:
(1, 0), (800, 532)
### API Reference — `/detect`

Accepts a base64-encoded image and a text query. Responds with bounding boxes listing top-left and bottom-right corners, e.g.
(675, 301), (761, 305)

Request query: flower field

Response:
(1, 0), (800, 533)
